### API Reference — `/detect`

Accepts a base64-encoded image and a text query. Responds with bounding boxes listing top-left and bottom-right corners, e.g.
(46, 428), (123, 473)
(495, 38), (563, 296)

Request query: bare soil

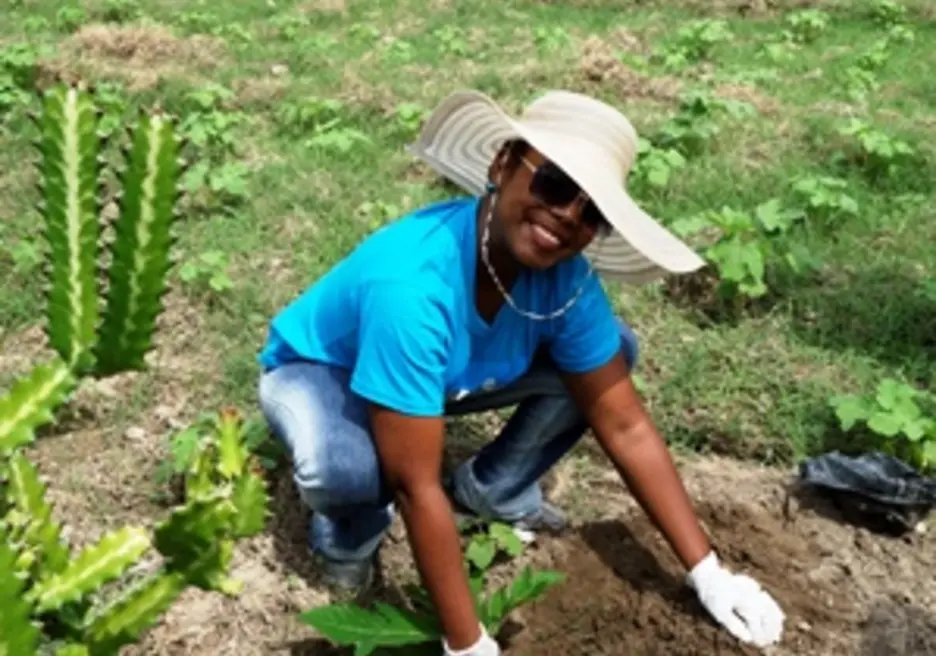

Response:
(128, 448), (934, 655)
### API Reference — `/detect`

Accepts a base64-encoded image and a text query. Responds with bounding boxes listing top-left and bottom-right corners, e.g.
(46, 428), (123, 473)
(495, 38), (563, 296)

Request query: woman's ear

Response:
(487, 141), (514, 189)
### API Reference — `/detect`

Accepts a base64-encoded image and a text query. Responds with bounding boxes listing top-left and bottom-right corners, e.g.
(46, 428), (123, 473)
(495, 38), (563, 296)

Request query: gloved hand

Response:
(442, 624), (501, 656)
(687, 551), (785, 648)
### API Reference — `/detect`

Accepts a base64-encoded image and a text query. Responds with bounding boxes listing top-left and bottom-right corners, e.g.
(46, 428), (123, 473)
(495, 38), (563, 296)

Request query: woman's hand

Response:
(687, 552), (785, 647)
(368, 405), (493, 652)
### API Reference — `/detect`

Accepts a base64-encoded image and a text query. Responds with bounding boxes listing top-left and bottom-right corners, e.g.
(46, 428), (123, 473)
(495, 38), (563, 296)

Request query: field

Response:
(1, 0), (935, 654)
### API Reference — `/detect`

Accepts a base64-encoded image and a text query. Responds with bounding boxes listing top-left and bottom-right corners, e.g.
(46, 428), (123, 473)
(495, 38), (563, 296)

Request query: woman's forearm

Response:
(396, 483), (482, 650)
(598, 417), (711, 570)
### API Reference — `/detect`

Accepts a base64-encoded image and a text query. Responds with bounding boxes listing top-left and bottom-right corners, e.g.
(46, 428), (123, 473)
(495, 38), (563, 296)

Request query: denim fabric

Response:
(258, 318), (638, 562)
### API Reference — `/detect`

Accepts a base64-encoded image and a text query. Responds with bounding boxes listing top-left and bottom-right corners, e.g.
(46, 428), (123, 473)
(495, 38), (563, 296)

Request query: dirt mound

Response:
(43, 23), (225, 90)
(501, 457), (936, 655)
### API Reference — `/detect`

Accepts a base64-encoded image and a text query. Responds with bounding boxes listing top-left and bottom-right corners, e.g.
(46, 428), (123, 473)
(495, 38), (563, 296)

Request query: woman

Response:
(258, 89), (785, 655)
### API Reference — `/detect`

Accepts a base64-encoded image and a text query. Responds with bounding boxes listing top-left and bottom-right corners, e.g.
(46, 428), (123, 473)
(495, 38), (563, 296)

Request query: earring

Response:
(486, 181), (497, 194)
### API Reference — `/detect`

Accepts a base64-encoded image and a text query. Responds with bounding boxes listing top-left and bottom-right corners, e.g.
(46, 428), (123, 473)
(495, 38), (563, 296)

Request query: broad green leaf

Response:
(6, 451), (70, 575)
(832, 396), (869, 431)
(465, 537), (496, 571)
(31, 526), (151, 613)
(922, 440), (936, 469)
(84, 571), (186, 655)
(0, 358), (76, 453)
(0, 531), (40, 656)
(875, 378), (906, 410)
(299, 602), (440, 650)
(94, 110), (181, 375)
(489, 523), (524, 557)
(231, 473), (269, 537)
(867, 412), (903, 437)
(36, 84), (101, 373)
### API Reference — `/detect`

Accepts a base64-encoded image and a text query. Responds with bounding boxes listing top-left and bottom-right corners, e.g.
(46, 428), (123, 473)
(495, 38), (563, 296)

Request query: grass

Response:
(0, 0), (934, 643)
(2, 0), (934, 459)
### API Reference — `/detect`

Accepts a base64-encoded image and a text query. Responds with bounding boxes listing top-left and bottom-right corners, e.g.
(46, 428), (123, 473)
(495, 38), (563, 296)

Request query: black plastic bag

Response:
(797, 451), (936, 534)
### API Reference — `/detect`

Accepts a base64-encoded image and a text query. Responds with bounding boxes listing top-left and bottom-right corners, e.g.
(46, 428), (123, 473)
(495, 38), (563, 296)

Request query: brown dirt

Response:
(40, 23), (226, 90)
(502, 456), (936, 656)
(119, 445), (936, 655)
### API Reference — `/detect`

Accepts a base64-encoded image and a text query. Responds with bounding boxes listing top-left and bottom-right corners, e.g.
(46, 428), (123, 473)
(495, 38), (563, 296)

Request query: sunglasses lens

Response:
(529, 162), (581, 207)
(582, 202), (607, 230)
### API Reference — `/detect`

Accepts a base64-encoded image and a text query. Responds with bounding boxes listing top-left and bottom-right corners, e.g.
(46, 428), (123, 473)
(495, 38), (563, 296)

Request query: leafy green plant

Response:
(299, 520), (564, 655)
(867, 0), (907, 27)
(651, 91), (755, 159)
(179, 250), (235, 294)
(276, 96), (370, 154)
(0, 83), (271, 655)
(790, 174), (859, 221)
(835, 118), (915, 178)
(670, 198), (810, 301)
(177, 84), (248, 215)
(95, 0), (142, 23)
(783, 9), (829, 43)
(632, 137), (687, 189)
(0, 43), (38, 121)
(55, 6), (87, 33)
(659, 19), (733, 69)
(830, 379), (936, 473)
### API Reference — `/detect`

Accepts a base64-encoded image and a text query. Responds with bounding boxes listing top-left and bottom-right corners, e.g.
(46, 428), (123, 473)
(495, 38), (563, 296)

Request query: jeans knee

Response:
(616, 317), (639, 370)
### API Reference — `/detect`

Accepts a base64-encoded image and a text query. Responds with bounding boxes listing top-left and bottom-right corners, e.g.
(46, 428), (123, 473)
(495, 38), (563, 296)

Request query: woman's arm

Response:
(561, 353), (711, 570)
(368, 405), (484, 651)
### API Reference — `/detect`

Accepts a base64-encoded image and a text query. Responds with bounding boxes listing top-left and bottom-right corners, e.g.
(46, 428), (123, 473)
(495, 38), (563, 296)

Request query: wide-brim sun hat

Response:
(405, 89), (706, 285)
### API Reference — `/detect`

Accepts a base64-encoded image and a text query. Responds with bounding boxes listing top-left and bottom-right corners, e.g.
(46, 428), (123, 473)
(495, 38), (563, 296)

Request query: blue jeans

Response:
(257, 318), (638, 562)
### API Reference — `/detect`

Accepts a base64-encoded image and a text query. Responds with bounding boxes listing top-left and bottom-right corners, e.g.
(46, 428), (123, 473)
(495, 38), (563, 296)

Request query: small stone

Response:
(798, 621), (812, 632)
(125, 426), (146, 441)
(270, 64), (289, 76)
(914, 521), (927, 534)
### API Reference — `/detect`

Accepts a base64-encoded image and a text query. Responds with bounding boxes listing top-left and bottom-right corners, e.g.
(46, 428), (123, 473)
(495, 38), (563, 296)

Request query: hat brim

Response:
(405, 89), (705, 284)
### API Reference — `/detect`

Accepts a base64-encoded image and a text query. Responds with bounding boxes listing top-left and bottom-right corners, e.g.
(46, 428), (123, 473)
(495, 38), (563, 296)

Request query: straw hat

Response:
(406, 89), (705, 284)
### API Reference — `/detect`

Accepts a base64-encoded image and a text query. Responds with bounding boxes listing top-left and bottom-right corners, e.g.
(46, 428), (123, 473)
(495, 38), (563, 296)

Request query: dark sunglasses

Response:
(521, 157), (608, 231)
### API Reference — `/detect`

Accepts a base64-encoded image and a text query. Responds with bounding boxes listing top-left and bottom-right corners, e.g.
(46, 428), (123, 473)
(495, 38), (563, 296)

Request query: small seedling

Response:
(300, 519), (564, 654)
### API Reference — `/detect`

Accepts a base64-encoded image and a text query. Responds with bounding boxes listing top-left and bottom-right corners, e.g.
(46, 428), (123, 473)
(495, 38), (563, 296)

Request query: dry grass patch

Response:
(42, 22), (226, 90)
(578, 36), (683, 103)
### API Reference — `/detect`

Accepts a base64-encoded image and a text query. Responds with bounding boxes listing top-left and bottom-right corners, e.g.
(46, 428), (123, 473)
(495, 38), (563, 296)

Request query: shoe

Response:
(308, 548), (375, 598)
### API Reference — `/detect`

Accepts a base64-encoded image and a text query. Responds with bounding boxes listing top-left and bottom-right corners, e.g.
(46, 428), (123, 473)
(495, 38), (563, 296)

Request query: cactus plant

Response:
(0, 82), (271, 655)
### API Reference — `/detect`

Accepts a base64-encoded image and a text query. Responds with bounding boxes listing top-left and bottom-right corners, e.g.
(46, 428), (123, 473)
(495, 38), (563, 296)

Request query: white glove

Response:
(687, 551), (785, 648)
(443, 624), (501, 656)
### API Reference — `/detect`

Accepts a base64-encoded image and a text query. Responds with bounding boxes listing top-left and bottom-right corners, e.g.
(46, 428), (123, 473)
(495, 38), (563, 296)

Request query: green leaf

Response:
(0, 529), (40, 656)
(0, 358), (77, 453)
(36, 84), (101, 373)
(922, 440), (936, 470)
(465, 537), (496, 571)
(832, 396), (869, 431)
(94, 110), (181, 375)
(6, 451), (70, 575)
(55, 645), (90, 656)
(30, 526), (151, 613)
(867, 412), (903, 437)
(230, 473), (269, 537)
(299, 601), (440, 650)
(480, 567), (565, 634)
(875, 378), (908, 410)
(83, 570), (186, 655)
(489, 523), (524, 557)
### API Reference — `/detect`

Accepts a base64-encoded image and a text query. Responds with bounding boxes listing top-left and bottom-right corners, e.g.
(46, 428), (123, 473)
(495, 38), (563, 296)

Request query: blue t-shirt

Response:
(258, 196), (622, 417)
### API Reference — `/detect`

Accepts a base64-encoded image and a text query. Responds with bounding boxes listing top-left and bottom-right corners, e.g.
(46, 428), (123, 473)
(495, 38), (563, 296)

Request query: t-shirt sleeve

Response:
(548, 265), (621, 374)
(350, 282), (452, 417)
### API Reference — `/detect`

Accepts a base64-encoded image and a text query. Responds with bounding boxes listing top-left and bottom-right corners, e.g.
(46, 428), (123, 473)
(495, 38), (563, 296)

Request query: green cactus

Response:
(94, 109), (181, 375)
(0, 83), (272, 654)
(34, 85), (102, 374)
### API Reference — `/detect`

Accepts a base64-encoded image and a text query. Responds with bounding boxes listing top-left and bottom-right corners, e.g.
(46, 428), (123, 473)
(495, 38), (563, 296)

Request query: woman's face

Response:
(489, 143), (608, 270)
